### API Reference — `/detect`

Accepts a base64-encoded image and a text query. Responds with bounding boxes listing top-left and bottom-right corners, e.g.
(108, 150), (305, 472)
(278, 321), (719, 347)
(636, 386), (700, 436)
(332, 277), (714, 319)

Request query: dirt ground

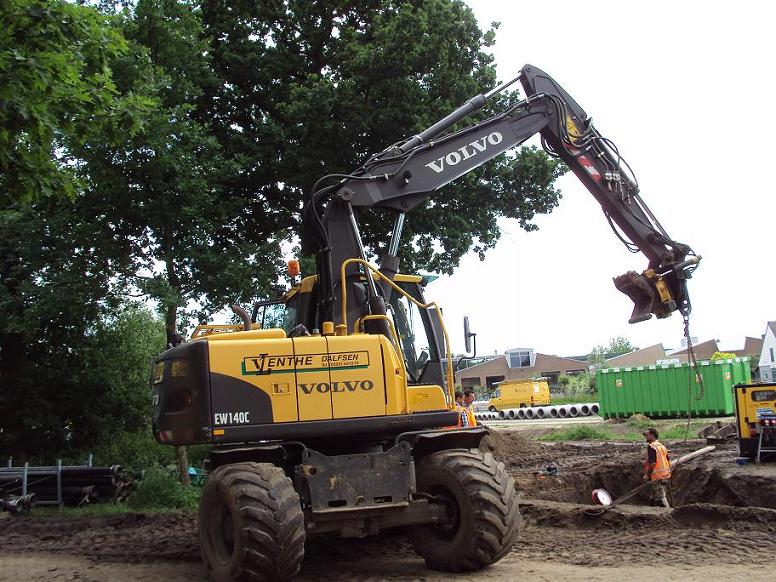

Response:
(3, 428), (776, 581)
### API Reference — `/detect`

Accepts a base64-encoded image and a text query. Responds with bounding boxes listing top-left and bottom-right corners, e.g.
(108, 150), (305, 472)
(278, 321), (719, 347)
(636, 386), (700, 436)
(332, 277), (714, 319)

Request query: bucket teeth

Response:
(613, 271), (656, 324)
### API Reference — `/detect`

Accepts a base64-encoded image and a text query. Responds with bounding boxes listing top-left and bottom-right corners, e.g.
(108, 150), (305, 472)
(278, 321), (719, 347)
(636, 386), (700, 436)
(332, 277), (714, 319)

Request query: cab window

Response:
(254, 299), (296, 335)
(752, 390), (776, 402)
(387, 290), (432, 382)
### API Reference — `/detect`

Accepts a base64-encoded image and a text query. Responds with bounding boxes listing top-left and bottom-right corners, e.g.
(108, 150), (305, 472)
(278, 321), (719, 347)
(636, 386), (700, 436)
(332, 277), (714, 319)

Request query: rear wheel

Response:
(488, 406), (497, 413)
(410, 448), (520, 572)
(199, 462), (305, 582)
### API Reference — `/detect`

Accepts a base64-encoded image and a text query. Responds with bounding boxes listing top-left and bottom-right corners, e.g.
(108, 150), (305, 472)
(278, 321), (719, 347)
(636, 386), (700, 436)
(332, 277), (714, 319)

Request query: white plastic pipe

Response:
(535, 407), (546, 419)
(548, 406), (559, 418)
(580, 404), (591, 416)
(516, 408), (527, 420)
(525, 408), (535, 419)
(498, 410), (507, 419)
(557, 405), (568, 418)
(591, 403), (600, 415)
(507, 409), (516, 420)
(568, 405), (579, 417)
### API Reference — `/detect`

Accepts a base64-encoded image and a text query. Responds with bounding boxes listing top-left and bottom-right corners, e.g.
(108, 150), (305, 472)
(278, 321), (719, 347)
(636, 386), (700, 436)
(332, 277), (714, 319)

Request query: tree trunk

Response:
(176, 444), (191, 486)
(164, 255), (190, 485)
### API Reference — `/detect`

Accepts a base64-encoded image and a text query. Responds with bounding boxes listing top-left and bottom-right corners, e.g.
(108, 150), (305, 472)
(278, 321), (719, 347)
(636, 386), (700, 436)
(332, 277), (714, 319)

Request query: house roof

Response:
(768, 321), (776, 336)
(455, 352), (587, 382)
(605, 343), (666, 367)
(741, 336), (764, 357)
(668, 339), (720, 361)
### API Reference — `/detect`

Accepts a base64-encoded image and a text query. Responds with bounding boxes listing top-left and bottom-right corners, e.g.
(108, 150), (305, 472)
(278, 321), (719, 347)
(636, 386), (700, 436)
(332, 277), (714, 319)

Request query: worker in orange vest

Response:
(445, 391), (468, 429)
(642, 427), (671, 507)
(462, 389), (477, 427)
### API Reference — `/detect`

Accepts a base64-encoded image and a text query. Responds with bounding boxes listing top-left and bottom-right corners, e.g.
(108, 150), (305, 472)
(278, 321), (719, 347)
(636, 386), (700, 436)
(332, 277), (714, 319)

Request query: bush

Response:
(89, 429), (176, 471)
(84, 429), (212, 473)
(128, 467), (201, 510)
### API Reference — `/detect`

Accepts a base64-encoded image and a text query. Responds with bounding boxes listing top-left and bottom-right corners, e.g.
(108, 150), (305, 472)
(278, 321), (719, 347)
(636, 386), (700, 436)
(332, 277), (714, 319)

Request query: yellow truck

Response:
(488, 379), (551, 412)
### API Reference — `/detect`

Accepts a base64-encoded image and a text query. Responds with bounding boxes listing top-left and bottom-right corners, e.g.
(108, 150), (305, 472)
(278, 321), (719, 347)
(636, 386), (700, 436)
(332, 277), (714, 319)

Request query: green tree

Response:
(608, 336), (638, 355)
(588, 336), (638, 367)
(0, 0), (150, 205)
(0, 197), (161, 457)
(198, 0), (565, 275)
(76, 0), (284, 344)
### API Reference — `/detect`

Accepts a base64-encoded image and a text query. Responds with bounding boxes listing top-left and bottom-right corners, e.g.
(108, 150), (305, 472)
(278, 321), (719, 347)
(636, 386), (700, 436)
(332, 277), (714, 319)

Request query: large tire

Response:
(488, 406), (497, 413)
(199, 462), (305, 582)
(410, 448), (520, 572)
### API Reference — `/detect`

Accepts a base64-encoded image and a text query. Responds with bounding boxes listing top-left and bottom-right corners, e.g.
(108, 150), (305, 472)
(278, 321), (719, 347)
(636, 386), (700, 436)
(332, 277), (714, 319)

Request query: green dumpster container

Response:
(596, 357), (751, 419)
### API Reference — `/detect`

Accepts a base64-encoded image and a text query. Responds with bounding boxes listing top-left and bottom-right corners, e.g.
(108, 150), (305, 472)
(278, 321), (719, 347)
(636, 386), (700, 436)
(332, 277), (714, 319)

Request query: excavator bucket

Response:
(613, 271), (658, 324)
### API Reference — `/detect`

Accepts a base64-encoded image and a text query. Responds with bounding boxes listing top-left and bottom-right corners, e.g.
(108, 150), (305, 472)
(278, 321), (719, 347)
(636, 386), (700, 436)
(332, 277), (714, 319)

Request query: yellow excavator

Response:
(151, 65), (700, 581)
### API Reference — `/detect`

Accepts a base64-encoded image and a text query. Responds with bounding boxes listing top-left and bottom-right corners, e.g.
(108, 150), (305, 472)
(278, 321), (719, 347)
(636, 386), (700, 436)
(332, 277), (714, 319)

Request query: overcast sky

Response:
(425, 0), (775, 357)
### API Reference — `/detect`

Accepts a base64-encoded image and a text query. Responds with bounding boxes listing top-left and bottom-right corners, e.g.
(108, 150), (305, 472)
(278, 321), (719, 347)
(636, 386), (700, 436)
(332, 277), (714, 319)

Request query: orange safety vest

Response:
(445, 404), (477, 429)
(463, 405), (477, 427)
(644, 440), (671, 481)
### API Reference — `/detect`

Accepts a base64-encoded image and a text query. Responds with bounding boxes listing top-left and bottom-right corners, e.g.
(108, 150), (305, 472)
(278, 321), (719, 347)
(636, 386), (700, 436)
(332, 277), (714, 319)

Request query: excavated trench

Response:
(486, 428), (776, 537)
(517, 453), (776, 509)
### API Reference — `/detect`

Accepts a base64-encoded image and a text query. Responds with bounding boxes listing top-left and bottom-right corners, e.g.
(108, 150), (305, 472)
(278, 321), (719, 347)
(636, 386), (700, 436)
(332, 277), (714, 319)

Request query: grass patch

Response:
(29, 467), (203, 517)
(618, 421), (711, 442)
(127, 467), (201, 511)
(538, 425), (615, 441)
(32, 502), (134, 518)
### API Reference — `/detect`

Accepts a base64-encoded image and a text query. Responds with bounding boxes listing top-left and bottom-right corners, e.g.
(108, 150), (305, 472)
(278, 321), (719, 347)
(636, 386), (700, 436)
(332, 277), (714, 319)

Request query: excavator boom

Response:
(307, 64), (699, 328)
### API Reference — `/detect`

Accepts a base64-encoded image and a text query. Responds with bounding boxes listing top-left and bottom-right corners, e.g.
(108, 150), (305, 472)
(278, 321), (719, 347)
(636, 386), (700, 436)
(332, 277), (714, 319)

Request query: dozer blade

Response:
(613, 271), (656, 324)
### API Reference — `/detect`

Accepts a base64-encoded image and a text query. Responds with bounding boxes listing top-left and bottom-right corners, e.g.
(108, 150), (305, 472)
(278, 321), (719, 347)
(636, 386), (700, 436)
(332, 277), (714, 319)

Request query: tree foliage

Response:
(0, 0), (152, 205)
(197, 0), (565, 274)
(1, 0), (568, 462)
(588, 336), (638, 367)
(75, 0), (283, 341)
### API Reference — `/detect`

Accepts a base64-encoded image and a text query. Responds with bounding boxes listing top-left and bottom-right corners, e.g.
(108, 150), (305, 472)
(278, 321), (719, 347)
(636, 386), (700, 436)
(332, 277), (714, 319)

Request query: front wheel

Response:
(199, 462), (305, 581)
(410, 449), (520, 572)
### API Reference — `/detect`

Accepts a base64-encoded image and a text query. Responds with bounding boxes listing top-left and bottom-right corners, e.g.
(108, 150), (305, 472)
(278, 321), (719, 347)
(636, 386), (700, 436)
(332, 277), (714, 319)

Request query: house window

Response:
(771, 348), (775, 363)
(507, 350), (534, 368)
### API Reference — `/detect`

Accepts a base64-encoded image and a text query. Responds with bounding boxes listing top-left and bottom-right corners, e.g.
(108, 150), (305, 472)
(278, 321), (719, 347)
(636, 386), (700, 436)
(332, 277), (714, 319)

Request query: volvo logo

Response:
(299, 380), (374, 394)
(424, 131), (504, 174)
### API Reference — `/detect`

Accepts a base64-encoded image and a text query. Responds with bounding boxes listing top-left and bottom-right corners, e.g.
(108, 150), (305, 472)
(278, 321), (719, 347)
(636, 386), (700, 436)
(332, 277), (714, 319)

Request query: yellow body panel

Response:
(327, 334), (386, 419)
(407, 385), (447, 412)
(205, 328), (287, 341)
(292, 336), (335, 421)
(489, 379), (551, 411)
(208, 336), (300, 423)
(205, 329), (439, 424)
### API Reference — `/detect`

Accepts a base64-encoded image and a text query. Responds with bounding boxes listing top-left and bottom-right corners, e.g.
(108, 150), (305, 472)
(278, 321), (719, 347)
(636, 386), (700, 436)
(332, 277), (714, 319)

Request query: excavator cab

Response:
(276, 273), (447, 388)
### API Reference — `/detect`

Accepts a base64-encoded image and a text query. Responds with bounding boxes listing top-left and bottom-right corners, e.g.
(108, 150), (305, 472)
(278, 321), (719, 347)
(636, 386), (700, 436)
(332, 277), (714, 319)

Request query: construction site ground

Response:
(3, 424), (776, 581)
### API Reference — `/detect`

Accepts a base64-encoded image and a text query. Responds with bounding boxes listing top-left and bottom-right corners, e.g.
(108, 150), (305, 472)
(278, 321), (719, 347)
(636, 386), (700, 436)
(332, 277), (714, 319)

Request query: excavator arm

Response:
(306, 64), (699, 328)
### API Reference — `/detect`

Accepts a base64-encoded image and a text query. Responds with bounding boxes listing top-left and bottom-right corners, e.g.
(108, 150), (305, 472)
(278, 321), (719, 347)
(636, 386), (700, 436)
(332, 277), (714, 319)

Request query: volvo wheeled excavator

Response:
(151, 65), (700, 581)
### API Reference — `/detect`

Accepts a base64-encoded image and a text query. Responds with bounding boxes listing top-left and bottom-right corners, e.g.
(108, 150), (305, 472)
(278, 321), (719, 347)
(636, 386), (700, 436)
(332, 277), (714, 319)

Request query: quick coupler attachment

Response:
(614, 269), (680, 324)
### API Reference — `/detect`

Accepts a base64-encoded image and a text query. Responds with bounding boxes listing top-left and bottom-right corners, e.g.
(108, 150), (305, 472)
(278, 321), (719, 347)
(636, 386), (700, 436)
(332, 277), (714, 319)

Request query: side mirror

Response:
(463, 316), (477, 357)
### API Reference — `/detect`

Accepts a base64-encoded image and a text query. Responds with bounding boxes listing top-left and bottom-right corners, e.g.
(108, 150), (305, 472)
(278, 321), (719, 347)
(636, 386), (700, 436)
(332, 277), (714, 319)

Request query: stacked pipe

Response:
(0, 493), (36, 514)
(485, 403), (602, 422)
(474, 412), (499, 421)
(0, 464), (130, 509)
